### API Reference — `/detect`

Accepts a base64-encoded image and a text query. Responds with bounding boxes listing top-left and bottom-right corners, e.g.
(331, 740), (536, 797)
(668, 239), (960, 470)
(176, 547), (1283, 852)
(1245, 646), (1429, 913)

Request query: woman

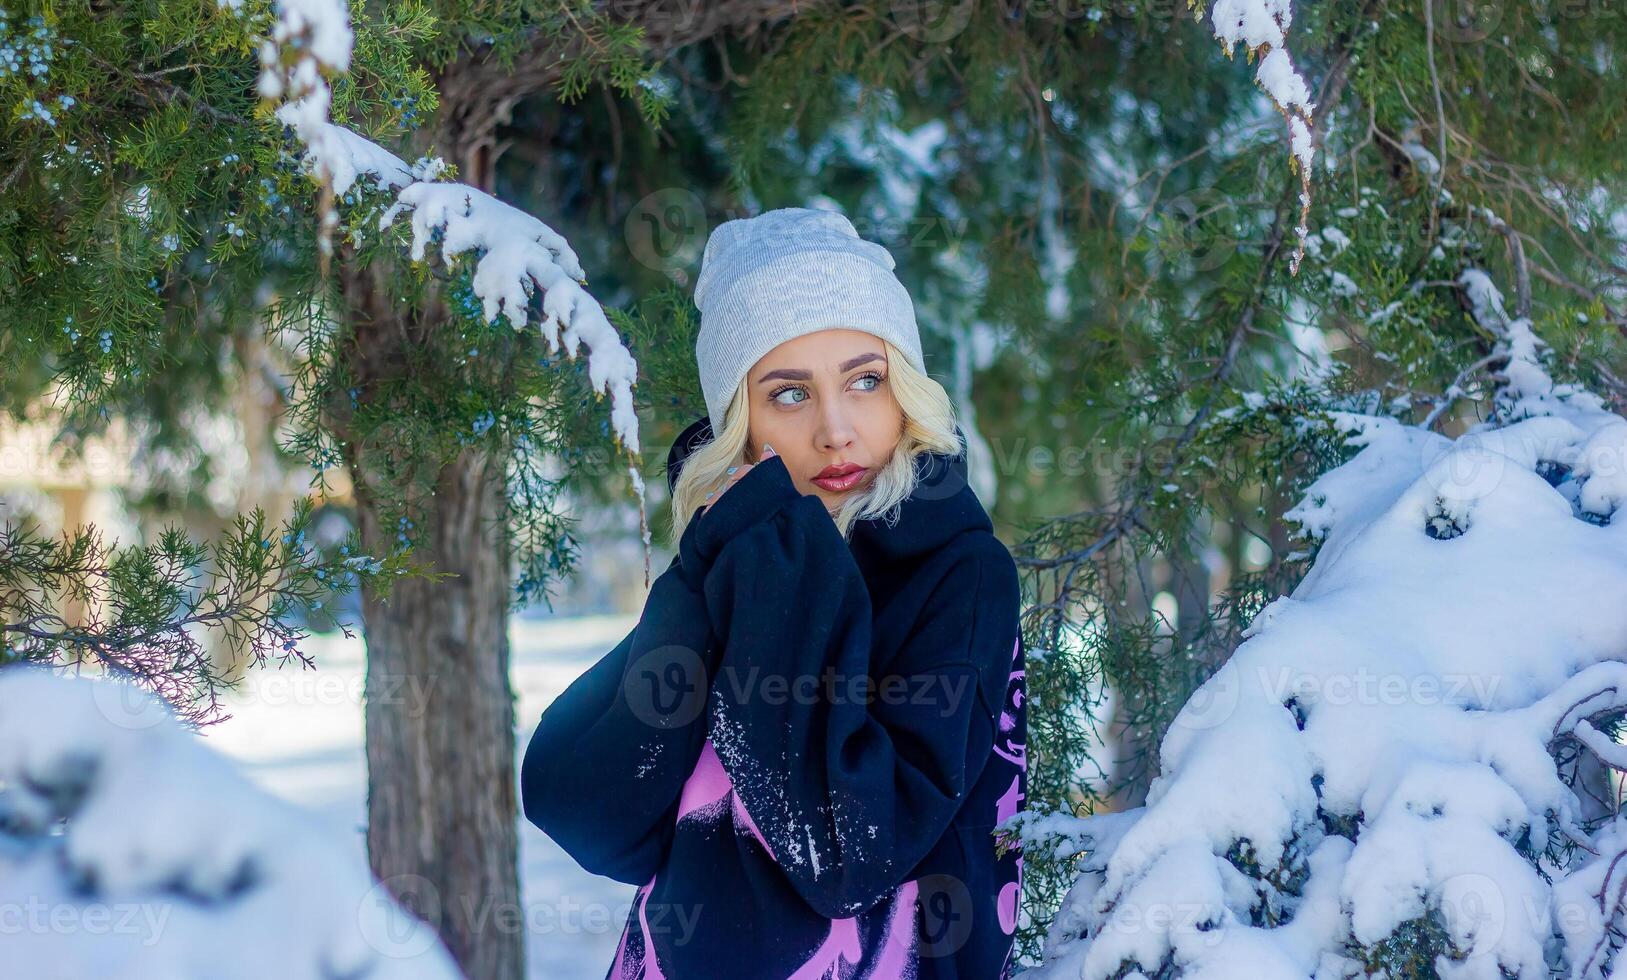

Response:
(521, 207), (1026, 979)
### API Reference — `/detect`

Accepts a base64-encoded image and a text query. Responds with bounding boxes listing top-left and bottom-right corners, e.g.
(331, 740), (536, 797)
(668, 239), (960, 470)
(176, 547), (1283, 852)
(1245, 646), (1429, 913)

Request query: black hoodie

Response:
(521, 416), (1027, 979)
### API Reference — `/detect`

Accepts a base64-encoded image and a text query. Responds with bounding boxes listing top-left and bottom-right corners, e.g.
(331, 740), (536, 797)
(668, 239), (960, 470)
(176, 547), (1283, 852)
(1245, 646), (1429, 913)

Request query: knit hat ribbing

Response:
(693, 207), (926, 434)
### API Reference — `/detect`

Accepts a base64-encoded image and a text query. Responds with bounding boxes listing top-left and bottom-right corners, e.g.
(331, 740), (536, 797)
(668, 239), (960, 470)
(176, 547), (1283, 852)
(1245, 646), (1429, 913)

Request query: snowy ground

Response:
(201, 615), (639, 979)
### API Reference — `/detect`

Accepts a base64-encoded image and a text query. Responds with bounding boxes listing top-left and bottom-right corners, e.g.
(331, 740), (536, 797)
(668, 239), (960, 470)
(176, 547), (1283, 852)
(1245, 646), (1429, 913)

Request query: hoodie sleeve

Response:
(519, 554), (717, 886)
(677, 454), (1021, 919)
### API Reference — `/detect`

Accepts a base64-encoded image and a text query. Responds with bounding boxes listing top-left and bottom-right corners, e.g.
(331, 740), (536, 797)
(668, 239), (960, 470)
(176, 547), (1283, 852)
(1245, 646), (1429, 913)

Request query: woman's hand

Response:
(702, 443), (777, 516)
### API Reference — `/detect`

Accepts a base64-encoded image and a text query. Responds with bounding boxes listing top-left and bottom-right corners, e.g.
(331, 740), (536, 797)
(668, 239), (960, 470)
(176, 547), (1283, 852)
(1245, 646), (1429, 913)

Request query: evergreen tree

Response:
(3, 0), (1622, 976)
(1, 2), (763, 974)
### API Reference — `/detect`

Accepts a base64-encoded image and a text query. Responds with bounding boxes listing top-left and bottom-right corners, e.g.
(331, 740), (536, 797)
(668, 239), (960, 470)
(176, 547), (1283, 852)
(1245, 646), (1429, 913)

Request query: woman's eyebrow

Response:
(757, 352), (885, 384)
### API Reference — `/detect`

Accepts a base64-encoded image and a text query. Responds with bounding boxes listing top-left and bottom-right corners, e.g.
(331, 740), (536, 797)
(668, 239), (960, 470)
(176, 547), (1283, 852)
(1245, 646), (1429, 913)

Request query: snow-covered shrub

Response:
(0, 666), (461, 979)
(1017, 270), (1627, 979)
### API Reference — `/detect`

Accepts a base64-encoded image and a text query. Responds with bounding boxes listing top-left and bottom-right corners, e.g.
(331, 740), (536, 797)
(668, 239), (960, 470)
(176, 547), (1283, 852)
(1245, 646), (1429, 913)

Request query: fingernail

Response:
(726, 465), (738, 475)
(705, 491), (714, 499)
(763, 443), (775, 455)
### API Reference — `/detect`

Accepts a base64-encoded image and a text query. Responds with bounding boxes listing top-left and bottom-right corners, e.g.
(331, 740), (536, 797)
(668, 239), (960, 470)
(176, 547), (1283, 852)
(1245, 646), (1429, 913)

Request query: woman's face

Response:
(745, 328), (904, 513)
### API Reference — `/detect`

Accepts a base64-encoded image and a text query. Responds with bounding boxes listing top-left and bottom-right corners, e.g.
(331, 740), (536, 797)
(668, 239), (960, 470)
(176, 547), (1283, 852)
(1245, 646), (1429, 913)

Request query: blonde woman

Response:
(522, 207), (1027, 979)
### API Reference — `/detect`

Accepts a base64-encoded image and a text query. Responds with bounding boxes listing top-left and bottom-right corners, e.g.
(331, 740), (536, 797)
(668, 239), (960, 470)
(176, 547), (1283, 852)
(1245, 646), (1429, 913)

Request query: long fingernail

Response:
(726, 465), (738, 475)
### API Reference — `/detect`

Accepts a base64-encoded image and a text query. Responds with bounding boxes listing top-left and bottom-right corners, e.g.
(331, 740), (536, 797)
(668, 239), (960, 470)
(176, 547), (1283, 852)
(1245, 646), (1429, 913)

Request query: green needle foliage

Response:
(0, 496), (422, 729)
(1, 0), (1624, 971)
(0, 0), (670, 720)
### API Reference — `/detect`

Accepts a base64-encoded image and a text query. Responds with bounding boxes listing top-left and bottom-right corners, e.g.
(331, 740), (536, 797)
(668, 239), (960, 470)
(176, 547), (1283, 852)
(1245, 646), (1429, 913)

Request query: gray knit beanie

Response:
(692, 207), (926, 434)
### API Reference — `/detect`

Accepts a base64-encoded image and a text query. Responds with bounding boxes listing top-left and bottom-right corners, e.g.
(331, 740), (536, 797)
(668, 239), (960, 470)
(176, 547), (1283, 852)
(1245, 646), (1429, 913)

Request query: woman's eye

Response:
(771, 373), (881, 406)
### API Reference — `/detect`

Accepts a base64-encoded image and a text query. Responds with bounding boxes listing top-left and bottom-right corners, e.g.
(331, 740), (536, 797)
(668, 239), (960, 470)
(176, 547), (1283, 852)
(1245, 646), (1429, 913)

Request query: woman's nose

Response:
(815, 406), (858, 453)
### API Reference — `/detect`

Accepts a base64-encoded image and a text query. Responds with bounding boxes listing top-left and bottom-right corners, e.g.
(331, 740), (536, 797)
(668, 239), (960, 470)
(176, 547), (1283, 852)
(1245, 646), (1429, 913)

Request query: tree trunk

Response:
(337, 206), (522, 975)
(356, 446), (519, 980)
(328, 8), (834, 976)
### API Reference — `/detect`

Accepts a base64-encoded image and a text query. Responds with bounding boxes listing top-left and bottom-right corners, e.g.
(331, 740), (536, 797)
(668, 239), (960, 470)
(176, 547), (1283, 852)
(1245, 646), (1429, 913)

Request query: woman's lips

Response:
(811, 467), (868, 492)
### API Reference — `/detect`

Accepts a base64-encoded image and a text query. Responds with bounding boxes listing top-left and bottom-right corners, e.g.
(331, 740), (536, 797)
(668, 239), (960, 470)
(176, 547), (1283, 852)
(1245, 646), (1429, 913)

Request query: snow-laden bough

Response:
(244, 0), (353, 260)
(278, 114), (650, 557)
(1204, 0), (1318, 276)
(238, 0), (651, 569)
(0, 667), (461, 979)
(1014, 265), (1627, 979)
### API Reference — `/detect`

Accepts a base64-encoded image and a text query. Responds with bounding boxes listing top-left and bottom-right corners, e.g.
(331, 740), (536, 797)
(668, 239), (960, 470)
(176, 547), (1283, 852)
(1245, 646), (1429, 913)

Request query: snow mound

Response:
(1017, 269), (1627, 979)
(0, 666), (462, 980)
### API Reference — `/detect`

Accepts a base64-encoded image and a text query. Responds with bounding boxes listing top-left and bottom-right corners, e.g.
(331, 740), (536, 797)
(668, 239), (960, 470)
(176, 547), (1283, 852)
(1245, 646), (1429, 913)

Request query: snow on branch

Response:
(1014, 263), (1627, 978)
(279, 112), (649, 557)
(1458, 264), (1614, 437)
(245, 0), (354, 261)
(243, 0), (651, 563)
(1203, 0), (1317, 275)
(245, 0), (642, 459)
(279, 112), (645, 462)
(0, 667), (460, 978)
(271, 106), (429, 197)
(381, 175), (644, 464)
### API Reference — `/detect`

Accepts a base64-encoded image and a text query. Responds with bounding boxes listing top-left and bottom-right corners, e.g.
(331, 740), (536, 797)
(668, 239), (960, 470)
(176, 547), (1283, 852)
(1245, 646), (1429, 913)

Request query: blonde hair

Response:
(669, 338), (961, 548)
